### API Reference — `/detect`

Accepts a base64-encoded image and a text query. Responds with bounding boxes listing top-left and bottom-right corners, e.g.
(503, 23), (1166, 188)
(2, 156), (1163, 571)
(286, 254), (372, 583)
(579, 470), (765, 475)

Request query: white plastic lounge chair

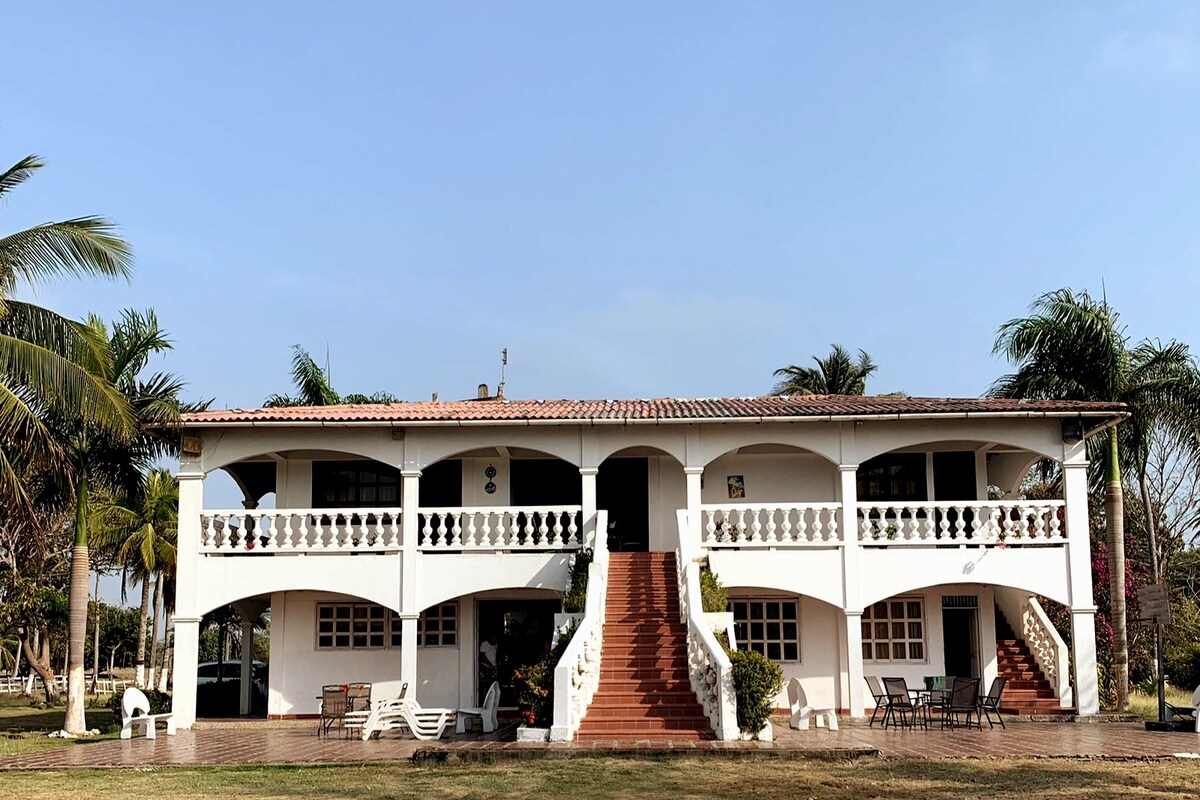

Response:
(344, 681), (408, 737)
(457, 681), (500, 733)
(1165, 684), (1200, 732)
(787, 677), (839, 731)
(120, 687), (176, 740)
(361, 696), (456, 741)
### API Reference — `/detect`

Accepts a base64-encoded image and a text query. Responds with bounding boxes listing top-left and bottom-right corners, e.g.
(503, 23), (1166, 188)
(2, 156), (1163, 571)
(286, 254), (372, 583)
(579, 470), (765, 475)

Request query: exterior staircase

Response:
(995, 612), (1073, 715)
(574, 552), (713, 741)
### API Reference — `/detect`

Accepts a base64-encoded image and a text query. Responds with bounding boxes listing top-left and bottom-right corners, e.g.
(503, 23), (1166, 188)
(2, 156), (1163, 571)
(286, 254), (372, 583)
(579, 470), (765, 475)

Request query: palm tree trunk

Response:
(1107, 427), (1129, 711)
(64, 474), (89, 734)
(90, 570), (102, 694)
(148, 574), (162, 689)
(134, 578), (151, 688)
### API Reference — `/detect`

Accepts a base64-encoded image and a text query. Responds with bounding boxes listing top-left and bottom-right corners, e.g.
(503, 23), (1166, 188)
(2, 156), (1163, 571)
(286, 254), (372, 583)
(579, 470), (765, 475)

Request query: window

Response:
(419, 603), (458, 647)
(319, 602), (460, 650)
(731, 598), (800, 662)
(857, 454), (927, 502)
(312, 461), (400, 508)
(862, 598), (925, 661)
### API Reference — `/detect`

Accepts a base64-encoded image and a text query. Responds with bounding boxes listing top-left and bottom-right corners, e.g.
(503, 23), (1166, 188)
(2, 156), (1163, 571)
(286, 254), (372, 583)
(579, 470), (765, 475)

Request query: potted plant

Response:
(513, 624), (576, 742)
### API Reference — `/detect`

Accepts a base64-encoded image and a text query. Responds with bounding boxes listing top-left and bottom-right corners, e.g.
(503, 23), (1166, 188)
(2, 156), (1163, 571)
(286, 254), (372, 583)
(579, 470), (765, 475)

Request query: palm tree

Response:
(990, 288), (1200, 710)
(0, 154), (135, 503)
(55, 310), (189, 732)
(772, 344), (878, 396)
(263, 344), (398, 407)
(96, 467), (177, 688)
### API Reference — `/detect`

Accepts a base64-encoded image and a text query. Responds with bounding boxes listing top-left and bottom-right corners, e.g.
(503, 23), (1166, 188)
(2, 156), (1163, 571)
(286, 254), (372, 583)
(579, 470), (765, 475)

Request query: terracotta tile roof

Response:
(181, 396), (1127, 427)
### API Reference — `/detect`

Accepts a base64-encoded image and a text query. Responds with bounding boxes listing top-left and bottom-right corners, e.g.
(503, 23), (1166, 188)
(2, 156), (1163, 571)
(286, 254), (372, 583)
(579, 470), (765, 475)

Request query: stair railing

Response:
(675, 509), (739, 740)
(550, 509), (609, 741)
(1022, 596), (1073, 708)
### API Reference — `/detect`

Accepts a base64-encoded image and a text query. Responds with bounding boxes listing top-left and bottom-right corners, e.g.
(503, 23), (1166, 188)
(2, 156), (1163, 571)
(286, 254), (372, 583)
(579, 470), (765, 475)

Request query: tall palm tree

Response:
(56, 310), (189, 732)
(263, 344), (397, 407)
(0, 154), (135, 501)
(990, 288), (1200, 710)
(96, 467), (177, 688)
(772, 344), (878, 396)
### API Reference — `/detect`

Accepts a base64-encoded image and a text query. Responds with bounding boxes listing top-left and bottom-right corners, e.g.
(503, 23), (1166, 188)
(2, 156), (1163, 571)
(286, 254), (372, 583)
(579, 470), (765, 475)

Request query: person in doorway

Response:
(536, 640), (552, 664)
(479, 632), (499, 694)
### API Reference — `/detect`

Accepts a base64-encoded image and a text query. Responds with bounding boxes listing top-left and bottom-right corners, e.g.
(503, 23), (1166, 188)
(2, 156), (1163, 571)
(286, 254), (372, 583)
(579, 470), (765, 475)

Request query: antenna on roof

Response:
(498, 348), (508, 400)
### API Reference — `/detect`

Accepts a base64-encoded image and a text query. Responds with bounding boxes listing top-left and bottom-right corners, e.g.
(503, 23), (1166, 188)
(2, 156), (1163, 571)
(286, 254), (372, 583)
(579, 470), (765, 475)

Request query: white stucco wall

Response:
(703, 453), (838, 504)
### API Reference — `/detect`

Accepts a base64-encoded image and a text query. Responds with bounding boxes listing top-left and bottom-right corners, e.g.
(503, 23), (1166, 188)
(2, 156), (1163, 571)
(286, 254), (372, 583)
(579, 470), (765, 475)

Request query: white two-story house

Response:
(171, 393), (1122, 740)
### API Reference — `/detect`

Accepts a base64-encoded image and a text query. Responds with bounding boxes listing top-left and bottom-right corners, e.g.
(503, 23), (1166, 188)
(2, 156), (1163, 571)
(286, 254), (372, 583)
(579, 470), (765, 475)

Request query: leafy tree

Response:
(772, 344), (878, 396)
(991, 288), (1200, 709)
(263, 344), (398, 407)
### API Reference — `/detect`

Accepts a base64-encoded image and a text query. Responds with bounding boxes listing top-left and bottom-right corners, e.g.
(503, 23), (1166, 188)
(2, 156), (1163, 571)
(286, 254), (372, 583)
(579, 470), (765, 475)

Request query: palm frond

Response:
(0, 217), (133, 288)
(0, 155), (42, 200)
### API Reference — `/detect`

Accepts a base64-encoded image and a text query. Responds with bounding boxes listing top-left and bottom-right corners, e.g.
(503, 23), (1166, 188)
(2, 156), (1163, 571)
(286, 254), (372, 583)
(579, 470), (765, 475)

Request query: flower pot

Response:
(516, 725), (550, 742)
(738, 721), (774, 741)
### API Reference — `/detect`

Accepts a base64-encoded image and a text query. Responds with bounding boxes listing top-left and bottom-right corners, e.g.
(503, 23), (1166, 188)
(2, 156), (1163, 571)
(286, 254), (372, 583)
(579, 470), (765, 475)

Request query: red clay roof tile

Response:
(181, 396), (1126, 426)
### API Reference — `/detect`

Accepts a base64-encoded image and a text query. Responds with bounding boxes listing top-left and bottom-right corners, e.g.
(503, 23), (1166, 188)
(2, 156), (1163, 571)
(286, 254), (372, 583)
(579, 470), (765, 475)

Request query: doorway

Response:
(597, 458), (649, 552)
(476, 599), (560, 706)
(941, 597), (980, 679)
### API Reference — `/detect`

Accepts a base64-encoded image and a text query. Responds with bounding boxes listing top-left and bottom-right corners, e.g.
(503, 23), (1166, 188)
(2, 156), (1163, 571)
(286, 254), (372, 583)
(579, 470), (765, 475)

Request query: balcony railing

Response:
(857, 500), (1066, 546)
(417, 506), (583, 551)
(200, 509), (402, 553)
(701, 503), (843, 547)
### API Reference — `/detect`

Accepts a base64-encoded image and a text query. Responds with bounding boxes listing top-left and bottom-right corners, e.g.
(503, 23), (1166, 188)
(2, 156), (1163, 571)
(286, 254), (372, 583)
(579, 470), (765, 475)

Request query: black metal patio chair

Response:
(938, 676), (981, 730)
(865, 676), (888, 727)
(881, 677), (927, 730)
(978, 676), (1008, 729)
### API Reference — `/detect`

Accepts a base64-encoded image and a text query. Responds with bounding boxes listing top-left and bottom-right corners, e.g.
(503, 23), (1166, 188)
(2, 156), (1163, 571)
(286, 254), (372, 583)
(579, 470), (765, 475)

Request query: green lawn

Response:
(1, 758), (1198, 799)
(0, 693), (120, 758)
(1126, 687), (1194, 721)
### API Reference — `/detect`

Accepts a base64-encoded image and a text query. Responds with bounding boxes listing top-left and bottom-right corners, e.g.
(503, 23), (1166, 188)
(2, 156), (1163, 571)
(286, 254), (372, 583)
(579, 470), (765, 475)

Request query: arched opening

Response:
(704, 443), (839, 504)
(599, 445), (684, 553)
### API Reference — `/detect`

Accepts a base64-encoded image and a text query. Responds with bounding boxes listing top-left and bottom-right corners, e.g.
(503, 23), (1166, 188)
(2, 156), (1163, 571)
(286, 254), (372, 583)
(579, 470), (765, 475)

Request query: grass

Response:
(0, 758), (1199, 799)
(1126, 687), (1193, 720)
(0, 693), (120, 758)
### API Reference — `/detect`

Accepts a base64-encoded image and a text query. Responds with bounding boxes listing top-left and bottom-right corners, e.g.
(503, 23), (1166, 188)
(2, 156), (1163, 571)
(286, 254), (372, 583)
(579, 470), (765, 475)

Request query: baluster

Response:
(261, 513), (275, 549)
(549, 510), (562, 546)
(812, 508), (826, 542)
(779, 508), (795, 543)
(704, 510), (717, 543)
(860, 508), (874, 541)
(523, 511), (538, 548)
(464, 512), (478, 547)
(277, 514), (292, 550)
(827, 506), (840, 542)
(1032, 506), (1047, 539)
(793, 508), (808, 543)
(566, 510), (579, 545)
(421, 513), (433, 548)
(953, 506), (967, 540)
(1048, 505), (1063, 539)
(764, 508), (778, 543)
(540, 509), (553, 546)
(200, 516), (212, 548)
(740, 509), (755, 542)
(450, 512), (463, 548)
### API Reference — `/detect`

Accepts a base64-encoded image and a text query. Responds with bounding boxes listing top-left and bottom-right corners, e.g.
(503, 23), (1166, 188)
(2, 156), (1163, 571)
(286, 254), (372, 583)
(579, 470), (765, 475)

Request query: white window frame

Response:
(315, 602), (387, 651)
(862, 596), (927, 663)
(387, 602), (460, 649)
(731, 597), (801, 663)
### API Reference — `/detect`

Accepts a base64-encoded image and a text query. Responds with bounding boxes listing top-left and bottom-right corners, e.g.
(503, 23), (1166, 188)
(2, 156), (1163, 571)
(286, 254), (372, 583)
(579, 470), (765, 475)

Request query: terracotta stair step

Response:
(593, 679), (693, 694)
(586, 705), (712, 720)
(576, 717), (712, 733)
(591, 691), (699, 705)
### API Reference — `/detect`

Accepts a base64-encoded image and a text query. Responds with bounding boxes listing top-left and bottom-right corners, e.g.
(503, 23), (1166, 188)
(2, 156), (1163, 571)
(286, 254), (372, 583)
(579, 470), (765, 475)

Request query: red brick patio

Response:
(3, 720), (1198, 769)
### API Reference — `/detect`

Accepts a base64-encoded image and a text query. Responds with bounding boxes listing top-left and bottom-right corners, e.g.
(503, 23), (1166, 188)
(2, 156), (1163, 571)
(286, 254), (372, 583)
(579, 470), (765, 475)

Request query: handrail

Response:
(675, 509), (739, 740)
(1024, 596), (1073, 708)
(550, 509), (608, 741)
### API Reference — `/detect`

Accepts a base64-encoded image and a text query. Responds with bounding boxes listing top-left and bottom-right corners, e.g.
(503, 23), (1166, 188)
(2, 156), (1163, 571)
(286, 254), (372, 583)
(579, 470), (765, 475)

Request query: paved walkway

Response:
(3, 720), (1198, 769)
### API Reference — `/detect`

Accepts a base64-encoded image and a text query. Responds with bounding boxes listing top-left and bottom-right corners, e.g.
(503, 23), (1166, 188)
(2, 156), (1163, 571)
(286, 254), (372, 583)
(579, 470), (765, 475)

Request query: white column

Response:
(1063, 458), (1099, 715)
(400, 470), (421, 696)
(239, 618), (254, 715)
(172, 466), (203, 729)
(580, 467), (599, 548)
(1071, 609), (1100, 715)
(838, 465), (864, 717)
(171, 617), (201, 728)
(684, 467), (704, 547)
(845, 611), (865, 717)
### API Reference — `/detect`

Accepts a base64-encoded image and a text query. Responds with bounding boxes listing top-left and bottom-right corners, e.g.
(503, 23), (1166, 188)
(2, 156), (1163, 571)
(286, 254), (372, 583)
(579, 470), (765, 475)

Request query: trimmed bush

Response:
(1166, 642), (1200, 691)
(699, 566), (728, 613)
(729, 648), (783, 738)
(107, 688), (172, 725)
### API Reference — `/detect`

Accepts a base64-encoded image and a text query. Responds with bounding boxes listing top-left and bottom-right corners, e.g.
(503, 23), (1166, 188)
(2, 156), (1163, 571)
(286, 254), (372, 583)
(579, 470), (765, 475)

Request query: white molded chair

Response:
(457, 681), (500, 733)
(787, 677), (839, 731)
(361, 696), (456, 741)
(120, 687), (176, 740)
(345, 681), (408, 737)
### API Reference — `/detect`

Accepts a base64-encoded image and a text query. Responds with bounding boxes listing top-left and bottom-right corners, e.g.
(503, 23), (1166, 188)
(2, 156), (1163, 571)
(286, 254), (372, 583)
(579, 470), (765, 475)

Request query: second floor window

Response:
(312, 461), (400, 508)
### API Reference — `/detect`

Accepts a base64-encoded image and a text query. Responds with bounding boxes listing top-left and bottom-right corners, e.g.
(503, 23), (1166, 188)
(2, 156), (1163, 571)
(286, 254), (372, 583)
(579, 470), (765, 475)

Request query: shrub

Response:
(1166, 642), (1200, 691)
(513, 621), (577, 727)
(562, 548), (592, 613)
(699, 566), (728, 613)
(729, 648), (782, 738)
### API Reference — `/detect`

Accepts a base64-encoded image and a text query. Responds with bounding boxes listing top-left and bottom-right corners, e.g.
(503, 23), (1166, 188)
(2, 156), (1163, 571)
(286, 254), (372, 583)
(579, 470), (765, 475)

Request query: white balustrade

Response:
(417, 506), (582, 551)
(1023, 596), (1073, 708)
(701, 503), (843, 547)
(676, 509), (739, 740)
(857, 500), (1066, 546)
(199, 509), (402, 553)
(551, 511), (609, 741)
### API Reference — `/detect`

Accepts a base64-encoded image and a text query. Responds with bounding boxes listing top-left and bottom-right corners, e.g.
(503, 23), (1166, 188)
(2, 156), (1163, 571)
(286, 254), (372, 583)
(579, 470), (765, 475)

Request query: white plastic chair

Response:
(361, 697), (456, 741)
(457, 681), (500, 733)
(787, 677), (839, 731)
(120, 687), (176, 740)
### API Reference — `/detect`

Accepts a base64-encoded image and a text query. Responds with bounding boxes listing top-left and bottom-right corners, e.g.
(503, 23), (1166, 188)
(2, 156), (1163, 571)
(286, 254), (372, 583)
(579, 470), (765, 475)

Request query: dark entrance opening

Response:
(510, 459), (581, 506)
(597, 457), (649, 552)
(476, 599), (560, 707)
(942, 601), (980, 679)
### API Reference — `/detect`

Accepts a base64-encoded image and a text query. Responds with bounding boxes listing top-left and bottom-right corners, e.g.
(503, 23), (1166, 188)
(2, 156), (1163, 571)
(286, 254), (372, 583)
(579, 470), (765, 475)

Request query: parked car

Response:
(197, 660), (268, 693)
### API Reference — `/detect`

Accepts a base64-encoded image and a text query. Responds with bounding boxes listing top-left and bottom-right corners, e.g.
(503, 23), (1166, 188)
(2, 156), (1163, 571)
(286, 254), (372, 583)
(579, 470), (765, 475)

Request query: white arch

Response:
(693, 426), (842, 469)
(846, 419), (1064, 466)
(201, 430), (403, 475)
(192, 555), (403, 617)
(857, 547), (1072, 608)
(413, 435), (581, 470)
(417, 553), (572, 609)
